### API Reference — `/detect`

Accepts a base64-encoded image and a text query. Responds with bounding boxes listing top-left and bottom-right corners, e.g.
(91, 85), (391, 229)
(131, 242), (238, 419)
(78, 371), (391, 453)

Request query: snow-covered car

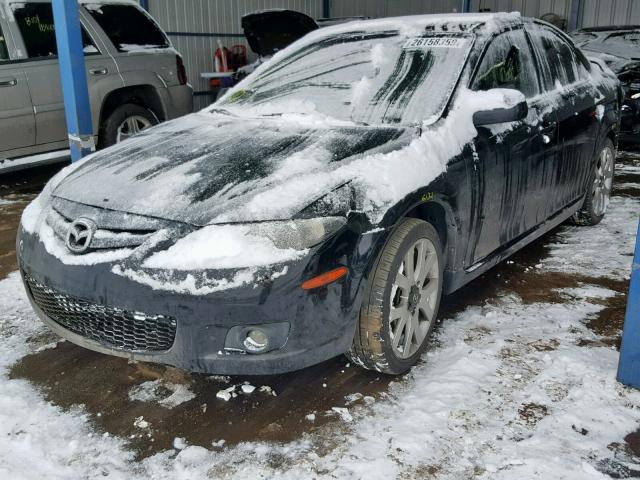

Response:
(17, 13), (619, 375)
(570, 26), (640, 144)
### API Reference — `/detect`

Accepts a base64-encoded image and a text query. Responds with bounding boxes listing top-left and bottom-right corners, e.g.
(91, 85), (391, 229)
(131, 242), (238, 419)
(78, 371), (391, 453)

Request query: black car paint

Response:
(18, 17), (620, 374)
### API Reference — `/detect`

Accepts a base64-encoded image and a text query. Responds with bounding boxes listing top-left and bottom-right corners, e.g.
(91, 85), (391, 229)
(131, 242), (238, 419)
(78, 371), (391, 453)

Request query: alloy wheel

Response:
(389, 238), (440, 359)
(592, 146), (614, 216)
(116, 115), (153, 143)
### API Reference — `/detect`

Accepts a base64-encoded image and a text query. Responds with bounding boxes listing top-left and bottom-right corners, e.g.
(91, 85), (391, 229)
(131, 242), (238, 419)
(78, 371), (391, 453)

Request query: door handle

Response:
(0, 77), (17, 87)
(89, 67), (108, 76)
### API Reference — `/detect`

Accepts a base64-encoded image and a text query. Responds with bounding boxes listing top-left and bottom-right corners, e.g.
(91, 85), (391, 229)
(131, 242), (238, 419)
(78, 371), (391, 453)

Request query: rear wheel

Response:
(570, 139), (615, 226)
(99, 103), (158, 148)
(347, 218), (443, 375)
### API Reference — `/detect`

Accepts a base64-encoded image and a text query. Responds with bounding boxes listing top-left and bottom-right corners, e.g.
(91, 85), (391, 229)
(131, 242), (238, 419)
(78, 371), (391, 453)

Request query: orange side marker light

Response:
(301, 267), (348, 290)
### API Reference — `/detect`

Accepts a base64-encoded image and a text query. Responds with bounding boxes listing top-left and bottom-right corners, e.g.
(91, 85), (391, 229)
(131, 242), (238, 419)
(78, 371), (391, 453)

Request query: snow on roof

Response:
(304, 12), (522, 39)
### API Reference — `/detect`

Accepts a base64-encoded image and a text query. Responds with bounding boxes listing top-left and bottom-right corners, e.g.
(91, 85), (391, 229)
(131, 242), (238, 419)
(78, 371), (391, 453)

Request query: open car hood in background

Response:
(242, 9), (319, 58)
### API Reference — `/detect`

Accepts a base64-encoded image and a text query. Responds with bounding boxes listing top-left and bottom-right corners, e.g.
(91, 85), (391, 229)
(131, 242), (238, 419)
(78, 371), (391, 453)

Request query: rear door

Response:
(527, 24), (600, 211)
(467, 28), (549, 265)
(8, 1), (118, 148)
(0, 17), (36, 156)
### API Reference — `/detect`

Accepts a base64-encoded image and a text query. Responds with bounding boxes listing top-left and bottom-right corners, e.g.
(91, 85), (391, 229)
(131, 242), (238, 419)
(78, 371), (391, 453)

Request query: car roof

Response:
(302, 12), (523, 39)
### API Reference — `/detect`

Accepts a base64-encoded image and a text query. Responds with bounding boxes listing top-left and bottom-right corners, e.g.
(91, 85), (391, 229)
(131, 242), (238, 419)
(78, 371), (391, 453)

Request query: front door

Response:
(467, 28), (550, 266)
(0, 19), (35, 156)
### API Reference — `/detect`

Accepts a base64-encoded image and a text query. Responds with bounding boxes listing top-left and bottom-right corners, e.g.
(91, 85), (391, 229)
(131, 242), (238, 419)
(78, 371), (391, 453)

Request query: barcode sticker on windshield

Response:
(403, 37), (466, 49)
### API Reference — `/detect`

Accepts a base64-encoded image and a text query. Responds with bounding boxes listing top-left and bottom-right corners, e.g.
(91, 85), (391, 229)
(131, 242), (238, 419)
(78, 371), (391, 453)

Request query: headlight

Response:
(251, 217), (347, 250)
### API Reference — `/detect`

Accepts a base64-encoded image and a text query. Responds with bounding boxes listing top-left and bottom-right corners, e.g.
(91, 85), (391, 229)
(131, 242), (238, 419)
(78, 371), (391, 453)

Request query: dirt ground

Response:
(1, 151), (639, 474)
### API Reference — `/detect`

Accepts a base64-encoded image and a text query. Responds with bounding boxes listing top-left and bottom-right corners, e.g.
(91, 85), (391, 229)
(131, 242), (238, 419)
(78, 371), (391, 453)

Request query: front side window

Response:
(84, 3), (169, 53)
(11, 3), (98, 59)
(528, 25), (589, 90)
(220, 30), (474, 126)
(472, 29), (539, 98)
(0, 24), (9, 60)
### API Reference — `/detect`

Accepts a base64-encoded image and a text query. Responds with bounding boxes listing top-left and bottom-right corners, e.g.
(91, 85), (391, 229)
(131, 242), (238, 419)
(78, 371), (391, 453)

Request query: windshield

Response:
(219, 30), (474, 126)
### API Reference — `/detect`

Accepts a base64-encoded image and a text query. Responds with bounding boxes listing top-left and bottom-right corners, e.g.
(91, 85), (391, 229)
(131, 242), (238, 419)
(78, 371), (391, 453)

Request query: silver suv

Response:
(0, 0), (193, 171)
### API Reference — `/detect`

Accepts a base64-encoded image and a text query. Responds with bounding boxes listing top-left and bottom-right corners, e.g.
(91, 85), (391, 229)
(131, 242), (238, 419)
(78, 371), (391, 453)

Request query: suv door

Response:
(8, 1), (119, 149)
(0, 17), (36, 157)
(527, 24), (600, 211)
(467, 28), (552, 265)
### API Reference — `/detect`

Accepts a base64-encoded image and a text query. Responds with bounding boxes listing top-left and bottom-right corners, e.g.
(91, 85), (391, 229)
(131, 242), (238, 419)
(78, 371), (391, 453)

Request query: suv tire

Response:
(347, 218), (443, 375)
(99, 103), (158, 148)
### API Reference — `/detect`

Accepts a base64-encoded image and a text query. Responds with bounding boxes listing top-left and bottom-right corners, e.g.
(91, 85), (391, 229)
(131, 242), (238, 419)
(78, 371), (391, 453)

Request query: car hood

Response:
(52, 112), (411, 226)
(241, 9), (319, 58)
(582, 46), (640, 73)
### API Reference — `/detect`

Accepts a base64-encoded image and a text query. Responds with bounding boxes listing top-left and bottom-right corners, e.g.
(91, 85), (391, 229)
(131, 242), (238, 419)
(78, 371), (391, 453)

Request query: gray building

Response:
(145, 0), (640, 110)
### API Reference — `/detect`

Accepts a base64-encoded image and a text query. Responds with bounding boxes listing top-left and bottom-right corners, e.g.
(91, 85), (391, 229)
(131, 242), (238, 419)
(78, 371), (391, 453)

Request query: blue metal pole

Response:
(618, 220), (640, 389)
(52, 0), (94, 161)
(461, 0), (471, 13)
(140, 0), (149, 12)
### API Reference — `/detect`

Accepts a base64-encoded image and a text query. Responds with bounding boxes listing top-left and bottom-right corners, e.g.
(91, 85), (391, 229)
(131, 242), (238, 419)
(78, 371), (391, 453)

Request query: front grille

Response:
(25, 275), (176, 353)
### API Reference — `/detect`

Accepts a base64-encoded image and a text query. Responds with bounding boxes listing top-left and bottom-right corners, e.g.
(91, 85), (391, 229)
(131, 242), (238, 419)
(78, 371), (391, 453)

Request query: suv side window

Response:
(0, 24), (9, 60)
(84, 3), (169, 53)
(472, 29), (540, 98)
(11, 3), (99, 59)
(528, 25), (589, 90)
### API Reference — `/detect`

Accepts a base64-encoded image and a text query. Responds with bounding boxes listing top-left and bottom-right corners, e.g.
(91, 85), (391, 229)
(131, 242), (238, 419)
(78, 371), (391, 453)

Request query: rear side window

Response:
(527, 25), (589, 90)
(84, 3), (169, 53)
(472, 29), (540, 98)
(11, 3), (99, 59)
(0, 24), (9, 60)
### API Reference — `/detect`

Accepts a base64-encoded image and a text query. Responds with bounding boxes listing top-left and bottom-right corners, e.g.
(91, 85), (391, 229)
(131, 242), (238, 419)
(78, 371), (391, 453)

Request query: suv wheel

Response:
(347, 218), (443, 375)
(99, 103), (158, 148)
(570, 139), (615, 226)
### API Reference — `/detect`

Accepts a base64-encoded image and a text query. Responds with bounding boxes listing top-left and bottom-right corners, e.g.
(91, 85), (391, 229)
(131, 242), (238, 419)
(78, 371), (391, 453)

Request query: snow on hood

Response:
(51, 113), (411, 226)
(51, 88), (524, 228)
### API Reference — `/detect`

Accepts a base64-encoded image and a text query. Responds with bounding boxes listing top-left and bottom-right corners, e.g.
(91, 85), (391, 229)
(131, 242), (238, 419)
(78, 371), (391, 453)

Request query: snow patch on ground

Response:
(540, 195), (638, 279)
(128, 380), (195, 409)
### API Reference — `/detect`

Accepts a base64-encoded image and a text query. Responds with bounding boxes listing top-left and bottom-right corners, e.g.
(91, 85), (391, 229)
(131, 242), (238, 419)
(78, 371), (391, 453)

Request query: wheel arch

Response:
(99, 85), (166, 132)
(402, 198), (459, 279)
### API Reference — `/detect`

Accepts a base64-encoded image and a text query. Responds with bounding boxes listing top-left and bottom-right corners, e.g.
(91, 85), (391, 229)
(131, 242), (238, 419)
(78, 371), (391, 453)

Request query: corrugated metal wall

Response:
(147, 0), (324, 110)
(470, 0), (570, 17)
(581, 0), (640, 27)
(329, 0), (461, 18)
(144, 0), (640, 111)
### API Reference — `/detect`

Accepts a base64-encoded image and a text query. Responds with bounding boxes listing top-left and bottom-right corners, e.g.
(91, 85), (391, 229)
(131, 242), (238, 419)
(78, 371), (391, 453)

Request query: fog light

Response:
(243, 329), (269, 353)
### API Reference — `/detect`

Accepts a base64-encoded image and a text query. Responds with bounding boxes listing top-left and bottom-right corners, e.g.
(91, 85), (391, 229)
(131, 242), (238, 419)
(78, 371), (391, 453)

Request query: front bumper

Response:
(17, 223), (386, 375)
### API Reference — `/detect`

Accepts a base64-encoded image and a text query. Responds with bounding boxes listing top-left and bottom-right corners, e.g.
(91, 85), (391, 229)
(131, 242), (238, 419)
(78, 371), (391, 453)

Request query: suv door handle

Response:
(0, 77), (17, 87)
(89, 67), (108, 76)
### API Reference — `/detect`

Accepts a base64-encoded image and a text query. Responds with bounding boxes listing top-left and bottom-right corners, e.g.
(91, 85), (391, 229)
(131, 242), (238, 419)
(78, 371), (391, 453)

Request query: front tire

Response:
(347, 218), (443, 375)
(570, 139), (615, 226)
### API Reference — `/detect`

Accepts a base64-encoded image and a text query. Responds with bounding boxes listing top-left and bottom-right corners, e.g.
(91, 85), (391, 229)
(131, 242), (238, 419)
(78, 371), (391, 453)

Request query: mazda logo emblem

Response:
(66, 218), (97, 254)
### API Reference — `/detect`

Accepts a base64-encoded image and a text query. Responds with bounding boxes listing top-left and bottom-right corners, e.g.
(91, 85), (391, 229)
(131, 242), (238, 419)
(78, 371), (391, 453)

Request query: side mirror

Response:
(473, 100), (528, 126)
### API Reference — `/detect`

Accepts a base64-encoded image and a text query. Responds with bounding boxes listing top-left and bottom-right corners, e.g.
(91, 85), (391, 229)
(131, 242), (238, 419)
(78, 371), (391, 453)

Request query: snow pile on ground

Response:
(0, 273), (133, 480)
(128, 380), (196, 409)
(541, 196), (638, 279)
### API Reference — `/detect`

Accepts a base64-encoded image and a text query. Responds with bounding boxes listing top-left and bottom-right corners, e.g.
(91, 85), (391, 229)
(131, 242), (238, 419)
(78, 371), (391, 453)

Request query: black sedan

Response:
(571, 25), (640, 143)
(18, 13), (619, 375)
